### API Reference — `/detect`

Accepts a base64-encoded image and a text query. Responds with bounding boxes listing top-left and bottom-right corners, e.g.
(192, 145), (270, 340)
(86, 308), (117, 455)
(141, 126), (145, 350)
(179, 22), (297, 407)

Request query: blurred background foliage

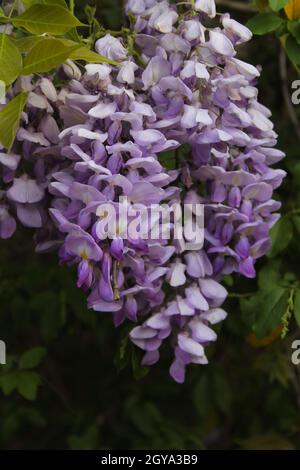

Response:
(1, 0), (300, 450)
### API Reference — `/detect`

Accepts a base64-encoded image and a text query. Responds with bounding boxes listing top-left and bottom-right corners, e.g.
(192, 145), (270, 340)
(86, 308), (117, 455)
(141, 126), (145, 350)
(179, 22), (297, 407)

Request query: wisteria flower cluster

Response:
(0, 0), (285, 382)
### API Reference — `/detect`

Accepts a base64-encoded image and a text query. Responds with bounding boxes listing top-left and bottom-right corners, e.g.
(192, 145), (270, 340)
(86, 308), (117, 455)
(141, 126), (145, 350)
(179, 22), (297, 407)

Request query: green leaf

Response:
(0, 80), (5, 103)
(287, 20), (300, 43)
(269, 0), (289, 11)
(294, 290), (300, 327)
(22, 0), (68, 8)
(19, 347), (46, 370)
(237, 432), (294, 450)
(256, 0), (269, 11)
(246, 13), (284, 35)
(268, 217), (293, 257)
(0, 372), (19, 395)
(223, 274), (233, 286)
(0, 33), (23, 85)
(68, 426), (99, 450)
(114, 333), (130, 371)
(131, 347), (149, 380)
(12, 5), (84, 35)
(285, 34), (300, 64)
(212, 374), (232, 416)
(69, 47), (118, 65)
(0, 92), (28, 151)
(14, 35), (44, 53)
(257, 264), (281, 290)
(293, 214), (300, 233)
(22, 38), (80, 75)
(159, 150), (177, 170)
(193, 374), (211, 417)
(66, 27), (82, 43)
(241, 262), (290, 339)
(17, 371), (41, 401)
(252, 287), (289, 338)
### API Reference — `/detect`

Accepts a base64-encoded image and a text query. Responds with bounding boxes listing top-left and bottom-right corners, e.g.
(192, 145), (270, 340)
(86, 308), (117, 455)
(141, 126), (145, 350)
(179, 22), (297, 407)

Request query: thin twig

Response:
(216, 0), (256, 12)
(228, 292), (253, 298)
(69, 0), (75, 15)
(279, 46), (300, 142)
(41, 375), (74, 413)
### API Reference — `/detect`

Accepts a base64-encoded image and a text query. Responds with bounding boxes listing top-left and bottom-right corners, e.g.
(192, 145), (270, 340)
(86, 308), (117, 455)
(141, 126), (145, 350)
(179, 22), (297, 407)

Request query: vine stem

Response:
(2, 0), (18, 35)
(281, 287), (295, 339)
(8, 0), (18, 17)
(228, 293), (253, 299)
(215, 0), (256, 12)
(190, 0), (195, 16)
(70, 0), (75, 15)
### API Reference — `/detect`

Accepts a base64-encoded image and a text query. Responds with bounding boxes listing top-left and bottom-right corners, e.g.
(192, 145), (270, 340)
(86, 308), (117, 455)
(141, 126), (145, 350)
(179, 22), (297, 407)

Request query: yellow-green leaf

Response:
(12, 4), (85, 35)
(0, 33), (23, 85)
(0, 92), (28, 151)
(22, 38), (80, 75)
(66, 27), (82, 43)
(269, 0), (288, 11)
(22, 0), (68, 8)
(70, 46), (118, 65)
(15, 35), (44, 53)
(0, 80), (5, 103)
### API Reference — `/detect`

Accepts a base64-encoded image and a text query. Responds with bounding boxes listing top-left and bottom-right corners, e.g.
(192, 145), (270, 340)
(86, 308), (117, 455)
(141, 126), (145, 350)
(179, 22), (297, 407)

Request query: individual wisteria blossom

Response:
(0, 0), (285, 383)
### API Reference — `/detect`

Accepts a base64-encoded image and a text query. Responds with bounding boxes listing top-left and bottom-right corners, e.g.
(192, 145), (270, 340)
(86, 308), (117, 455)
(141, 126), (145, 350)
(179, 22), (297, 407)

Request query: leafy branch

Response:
(0, 0), (117, 150)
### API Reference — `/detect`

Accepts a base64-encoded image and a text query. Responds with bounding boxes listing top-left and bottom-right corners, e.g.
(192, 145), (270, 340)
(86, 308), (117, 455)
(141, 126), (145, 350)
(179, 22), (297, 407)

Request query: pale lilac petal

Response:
(185, 285), (209, 311)
(16, 204), (42, 228)
(7, 177), (44, 203)
(195, 0), (216, 17)
(88, 101), (117, 119)
(178, 334), (204, 357)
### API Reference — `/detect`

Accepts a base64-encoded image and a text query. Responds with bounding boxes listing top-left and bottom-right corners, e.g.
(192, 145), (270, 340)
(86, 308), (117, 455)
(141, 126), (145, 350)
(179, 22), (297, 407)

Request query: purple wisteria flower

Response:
(0, 0), (285, 383)
(124, 0), (285, 380)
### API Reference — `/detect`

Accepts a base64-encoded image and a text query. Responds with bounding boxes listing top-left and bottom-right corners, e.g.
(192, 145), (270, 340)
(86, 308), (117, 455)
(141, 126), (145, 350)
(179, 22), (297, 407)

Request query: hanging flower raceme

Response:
(123, 0), (286, 380)
(0, 74), (66, 240)
(0, 0), (286, 383)
(47, 61), (181, 325)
